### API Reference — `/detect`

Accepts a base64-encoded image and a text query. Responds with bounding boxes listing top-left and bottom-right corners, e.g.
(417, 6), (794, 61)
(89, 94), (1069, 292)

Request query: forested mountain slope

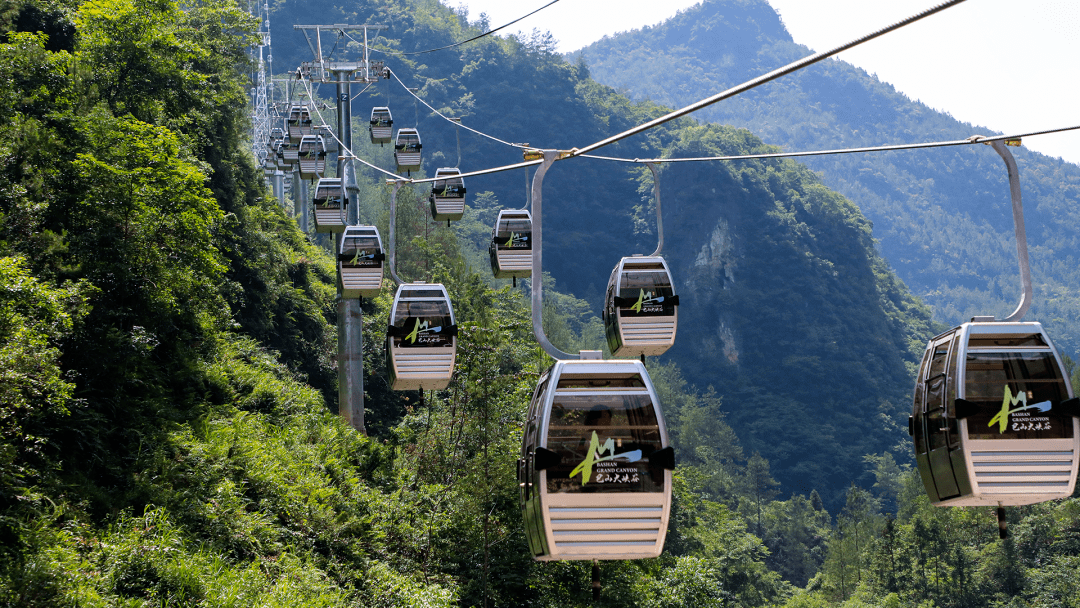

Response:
(267, 0), (936, 503)
(4, 0), (1080, 606)
(578, 0), (1080, 355)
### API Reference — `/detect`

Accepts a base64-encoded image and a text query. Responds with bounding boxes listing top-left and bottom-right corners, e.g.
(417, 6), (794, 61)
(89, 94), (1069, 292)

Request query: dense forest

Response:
(1, 0), (1080, 606)
(579, 0), (1080, 354)
(263, 0), (945, 504)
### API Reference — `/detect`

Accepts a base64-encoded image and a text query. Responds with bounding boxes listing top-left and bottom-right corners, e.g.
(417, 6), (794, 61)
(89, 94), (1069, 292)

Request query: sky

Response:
(443, 0), (1080, 165)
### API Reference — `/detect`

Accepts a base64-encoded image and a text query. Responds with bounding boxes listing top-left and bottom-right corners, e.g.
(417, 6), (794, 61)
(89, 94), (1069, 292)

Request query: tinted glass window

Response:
(343, 237), (379, 252)
(927, 342), (949, 379)
(964, 351), (1072, 440)
(434, 177), (463, 188)
(618, 271), (675, 316)
(399, 288), (446, 298)
(498, 219), (532, 233)
(968, 334), (1047, 348)
(556, 375), (645, 389)
(545, 393), (664, 493)
(315, 186), (343, 202)
(393, 300), (450, 320)
(341, 238), (381, 266)
(495, 219), (531, 250)
(912, 346), (933, 454)
(390, 300), (453, 348)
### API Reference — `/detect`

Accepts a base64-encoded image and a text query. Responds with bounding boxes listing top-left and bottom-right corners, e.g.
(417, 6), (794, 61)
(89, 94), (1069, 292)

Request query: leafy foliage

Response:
(3, 0), (1079, 606)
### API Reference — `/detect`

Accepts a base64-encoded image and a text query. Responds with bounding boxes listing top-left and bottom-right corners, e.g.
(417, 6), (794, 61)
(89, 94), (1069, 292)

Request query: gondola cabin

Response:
(603, 256), (679, 357)
(287, 104), (312, 142)
(519, 358), (674, 561)
(272, 141), (289, 170)
(429, 167), (466, 222)
(297, 135), (325, 180)
(280, 139), (300, 166)
(267, 128), (284, 158)
(338, 226), (384, 299)
(370, 107), (393, 145)
(394, 128), (422, 174)
(312, 178), (346, 233)
(488, 209), (532, 280)
(386, 283), (457, 391)
(910, 320), (1079, 506)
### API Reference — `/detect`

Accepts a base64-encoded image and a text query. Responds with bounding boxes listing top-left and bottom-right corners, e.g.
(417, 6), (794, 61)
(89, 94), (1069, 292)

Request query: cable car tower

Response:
(248, 1), (273, 167)
(294, 24), (387, 434)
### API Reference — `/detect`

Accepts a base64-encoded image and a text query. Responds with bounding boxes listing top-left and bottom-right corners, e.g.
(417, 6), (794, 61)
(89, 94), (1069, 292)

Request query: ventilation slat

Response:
(968, 446), (1077, 498)
(395, 352), (454, 377)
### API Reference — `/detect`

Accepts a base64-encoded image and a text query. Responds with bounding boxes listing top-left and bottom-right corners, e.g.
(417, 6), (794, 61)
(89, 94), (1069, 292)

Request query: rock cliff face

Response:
(630, 126), (934, 501)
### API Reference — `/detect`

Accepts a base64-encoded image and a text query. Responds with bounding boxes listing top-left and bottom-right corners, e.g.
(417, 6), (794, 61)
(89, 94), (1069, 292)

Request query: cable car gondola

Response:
(370, 107), (393, 145)
(312, 177), (346, 233)
(280, 138), (300, 167)
(910, 320), (1079, 506)
(272, 140), (287, 169)
(297, 134), (326, 180)
(519, 358), (674, 561)
(266, 127), (284, 157)
(287, 104), (312, 143)
(386, 282), (457, 391)
(429, 167), (466, 223)
(394, 128), (422, 174)
(338, 226), (384, 299)
(488, 209), (532, 281)
(603, 256), (679, 357)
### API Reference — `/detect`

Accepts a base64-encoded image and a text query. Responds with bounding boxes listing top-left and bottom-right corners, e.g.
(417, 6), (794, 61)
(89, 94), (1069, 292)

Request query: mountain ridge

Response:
(578, 0), (1080, 356)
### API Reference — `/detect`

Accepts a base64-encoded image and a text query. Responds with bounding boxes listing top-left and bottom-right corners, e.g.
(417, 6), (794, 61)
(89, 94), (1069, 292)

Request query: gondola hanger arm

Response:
(987, 139), (1032, 322)
(647, 162), (663, 257)
(386, 179), (407, 285)
(530, 150), (579, 361)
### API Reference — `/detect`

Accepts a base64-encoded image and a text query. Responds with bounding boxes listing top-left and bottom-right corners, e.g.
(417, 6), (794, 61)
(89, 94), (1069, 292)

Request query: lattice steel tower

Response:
(249, 1), (273, 162)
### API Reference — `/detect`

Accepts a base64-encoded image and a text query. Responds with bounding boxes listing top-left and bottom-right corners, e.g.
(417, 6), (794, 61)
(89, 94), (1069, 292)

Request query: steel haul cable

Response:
(362, 0), (563, 56)
(570, 0), (970, 157)
(288, 0), (991, 185)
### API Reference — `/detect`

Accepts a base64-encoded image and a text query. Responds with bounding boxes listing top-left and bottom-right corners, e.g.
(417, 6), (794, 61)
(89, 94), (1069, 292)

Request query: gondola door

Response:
(521, 376), (551, 557)
(923, 336), (960, 501)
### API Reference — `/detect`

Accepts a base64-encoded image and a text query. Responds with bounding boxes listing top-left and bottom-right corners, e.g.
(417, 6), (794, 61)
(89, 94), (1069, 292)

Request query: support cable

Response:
(298, 76), (404, 180)
(401, 125), (1080, 185)
(387, 68), (527, 149)
(364, 0), (563, 56)
(292, 6), (1073, 190)
(351, 82), (374, 102)
(569, 0), (969, 158)
(574, 126), (1080, 165)
(277, 77), (1080, 191)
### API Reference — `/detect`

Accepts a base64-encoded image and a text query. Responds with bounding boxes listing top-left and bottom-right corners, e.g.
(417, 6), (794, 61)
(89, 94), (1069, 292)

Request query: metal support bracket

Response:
(647, 162), (664, 257)
(530, 150), (577, 361)
(388, 180), (406, 285)
(989, 139), (1032, 322)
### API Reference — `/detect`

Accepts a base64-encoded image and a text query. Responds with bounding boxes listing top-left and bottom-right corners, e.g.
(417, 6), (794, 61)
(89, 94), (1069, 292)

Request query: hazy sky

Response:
(442, 0), (1080, 165)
